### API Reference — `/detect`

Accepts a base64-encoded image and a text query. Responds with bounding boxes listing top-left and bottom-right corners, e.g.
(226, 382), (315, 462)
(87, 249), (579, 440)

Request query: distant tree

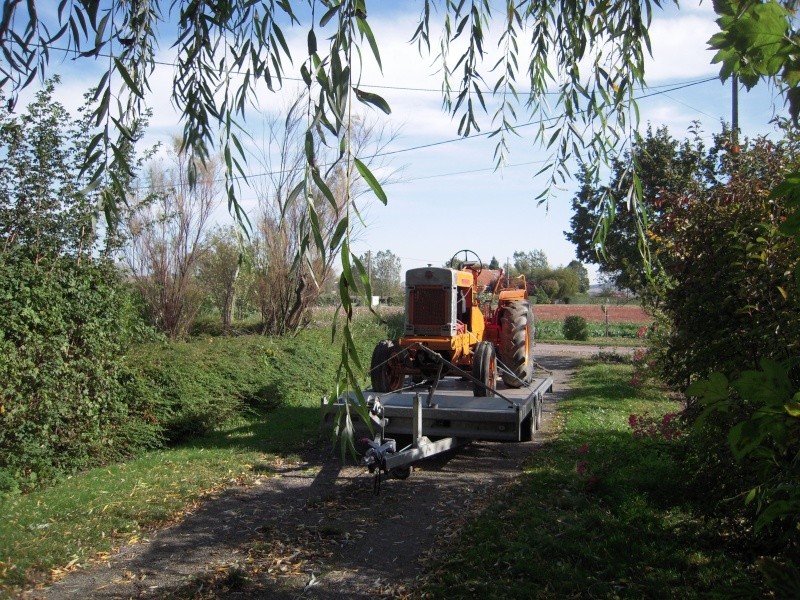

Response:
(566, 260), (590, 293)
(488, 256), (500, 270)
(364, 249), (402, 300)
(539, 278), (560, 299)
(552, 266), (580, 299)
(513, 250), (548, 278)
(197, 226), (244, 331)
(0, 78), (94, 260)
(122, 140), (221, 339)
(565, 125), (709, 294)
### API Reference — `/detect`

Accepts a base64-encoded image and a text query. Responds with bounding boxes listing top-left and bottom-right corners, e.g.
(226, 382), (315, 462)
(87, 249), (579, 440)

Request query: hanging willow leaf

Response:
(353, 87), (391, 114)
(354, 157), (387, 204)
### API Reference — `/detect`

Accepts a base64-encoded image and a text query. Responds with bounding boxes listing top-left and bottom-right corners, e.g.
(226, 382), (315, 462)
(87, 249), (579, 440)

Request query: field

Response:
(533, 303), (650, 324)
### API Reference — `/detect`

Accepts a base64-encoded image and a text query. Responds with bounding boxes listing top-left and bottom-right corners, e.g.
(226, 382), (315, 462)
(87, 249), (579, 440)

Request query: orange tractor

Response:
(370, 250), (534, 396)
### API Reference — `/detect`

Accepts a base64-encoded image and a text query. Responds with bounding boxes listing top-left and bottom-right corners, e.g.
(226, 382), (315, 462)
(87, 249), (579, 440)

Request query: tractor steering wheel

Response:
(449, 249), (483, 276)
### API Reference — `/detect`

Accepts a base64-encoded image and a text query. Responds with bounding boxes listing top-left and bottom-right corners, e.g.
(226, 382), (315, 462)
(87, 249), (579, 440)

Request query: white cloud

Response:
(646, 14), (719, 81)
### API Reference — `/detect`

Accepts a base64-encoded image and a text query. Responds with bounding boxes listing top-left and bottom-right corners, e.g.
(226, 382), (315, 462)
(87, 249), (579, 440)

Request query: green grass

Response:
(0, 314), (388, 595)
(419, 361), (764, 598)
(536, 319), (646, 344)
(0, 404), (323, 594)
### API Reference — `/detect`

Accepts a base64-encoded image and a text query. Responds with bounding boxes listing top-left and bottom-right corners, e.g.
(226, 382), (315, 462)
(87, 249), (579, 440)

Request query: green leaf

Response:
(113, 58), (143, 98)
(731, 359), (792, 407)
(343, 324), (363, 373)
(356, 16), (382, 72)
(353, 87), (391, 115)
(330, 216), (349, 252)
(354, 158), (387, 204)
(785, 397), (800, 417)
(307, 29), (317, 56)
(311, 169), (338, 211)
(728, 420), (764, 460)
(686, 372), (730, 404)
(320, 4), (340, 27)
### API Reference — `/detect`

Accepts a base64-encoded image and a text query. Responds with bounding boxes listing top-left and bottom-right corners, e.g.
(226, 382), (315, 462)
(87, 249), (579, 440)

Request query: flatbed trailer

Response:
(322, 374), (553, 485)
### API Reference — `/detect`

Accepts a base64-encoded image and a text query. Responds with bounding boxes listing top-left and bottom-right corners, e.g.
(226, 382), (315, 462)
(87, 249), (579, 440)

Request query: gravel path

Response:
(30, 347), (590, 600)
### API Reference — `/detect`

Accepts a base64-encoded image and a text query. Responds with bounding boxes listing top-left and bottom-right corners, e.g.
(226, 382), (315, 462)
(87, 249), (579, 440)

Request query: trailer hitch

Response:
(361, 437), (406, 495)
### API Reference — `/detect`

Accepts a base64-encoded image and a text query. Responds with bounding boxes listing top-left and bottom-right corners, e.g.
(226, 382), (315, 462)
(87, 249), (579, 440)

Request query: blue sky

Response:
(35, 1), (789, 282)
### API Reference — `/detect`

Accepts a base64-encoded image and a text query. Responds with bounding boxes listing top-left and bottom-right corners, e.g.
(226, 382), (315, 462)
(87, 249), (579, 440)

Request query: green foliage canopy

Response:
(0, 84), (158, 491)
(566, 124), (713, 294)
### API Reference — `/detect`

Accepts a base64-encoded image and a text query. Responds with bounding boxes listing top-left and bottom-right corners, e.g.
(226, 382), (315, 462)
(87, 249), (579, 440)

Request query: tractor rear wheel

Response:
(370, 340), (404, 392)
(472, 341), (496, 397)
(499, 300), (533, 388)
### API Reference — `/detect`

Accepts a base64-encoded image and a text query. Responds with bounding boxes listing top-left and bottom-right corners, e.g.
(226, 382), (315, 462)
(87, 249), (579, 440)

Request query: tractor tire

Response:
(472, 341), (496, 397)
(370, 340), (404, 392)
(499, 300), (533, 388)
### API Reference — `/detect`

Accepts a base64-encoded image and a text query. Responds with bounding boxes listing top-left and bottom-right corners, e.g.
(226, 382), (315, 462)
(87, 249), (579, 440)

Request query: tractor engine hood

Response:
(404, 267), (472, 337)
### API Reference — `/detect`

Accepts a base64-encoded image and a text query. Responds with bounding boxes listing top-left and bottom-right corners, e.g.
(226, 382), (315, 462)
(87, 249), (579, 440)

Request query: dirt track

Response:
(30, 346), (595, 600)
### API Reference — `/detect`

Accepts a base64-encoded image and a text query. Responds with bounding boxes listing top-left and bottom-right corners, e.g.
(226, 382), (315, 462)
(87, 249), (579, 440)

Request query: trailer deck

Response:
(322, 374), (553, 485)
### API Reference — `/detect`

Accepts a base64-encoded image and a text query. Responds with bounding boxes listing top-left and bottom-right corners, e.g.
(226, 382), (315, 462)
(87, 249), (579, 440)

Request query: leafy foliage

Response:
(0, 82), (158, 492)
(651, 132), (800, 389)
(709, 0), (792, 90)
(0, 254), (159, 492)
(361, 249), (402, 300)
(197, 226), (250, 330)
(0, 79), (96, 259)
(688, 359), (800, 542)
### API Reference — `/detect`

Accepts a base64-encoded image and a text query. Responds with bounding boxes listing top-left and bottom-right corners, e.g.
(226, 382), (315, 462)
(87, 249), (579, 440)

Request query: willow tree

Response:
(3, 0), (793, 446)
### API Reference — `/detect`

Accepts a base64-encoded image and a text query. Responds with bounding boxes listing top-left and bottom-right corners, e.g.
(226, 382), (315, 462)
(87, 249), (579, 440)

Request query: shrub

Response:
(0, 253), (161, 490)
(563, 315), (589, 341)
(651, 136), (800, 388)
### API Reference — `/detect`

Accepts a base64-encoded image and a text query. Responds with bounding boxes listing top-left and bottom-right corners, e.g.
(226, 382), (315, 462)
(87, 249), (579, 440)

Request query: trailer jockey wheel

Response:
(389, 465), (412, 480)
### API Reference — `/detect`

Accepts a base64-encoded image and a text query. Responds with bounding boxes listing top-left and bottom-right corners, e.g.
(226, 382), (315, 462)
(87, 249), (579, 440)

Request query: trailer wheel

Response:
(370, 340), (404, 392)
(472, 341), (496, 397)
(389, 465), (412, 479)
(499, 300), (533, 388)
(520, 412), (535, 442)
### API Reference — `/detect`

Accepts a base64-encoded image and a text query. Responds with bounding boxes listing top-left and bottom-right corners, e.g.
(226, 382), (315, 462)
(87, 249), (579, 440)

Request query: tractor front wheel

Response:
(499, 300), (533, 388)
(370, 340), (404, 392)
(472, 341), (496, 397)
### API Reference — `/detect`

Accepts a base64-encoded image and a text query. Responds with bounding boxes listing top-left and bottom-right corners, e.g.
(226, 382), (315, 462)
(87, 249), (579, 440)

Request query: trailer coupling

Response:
(361, 437), (396, 473)
(360, 436), (413, 495)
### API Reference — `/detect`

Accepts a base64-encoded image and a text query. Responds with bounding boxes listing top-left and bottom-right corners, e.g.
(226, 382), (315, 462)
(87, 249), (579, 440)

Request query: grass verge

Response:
(0, 315), (390, 596)
(419, 360), (764, 598)
(0, 407), (320, 595)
